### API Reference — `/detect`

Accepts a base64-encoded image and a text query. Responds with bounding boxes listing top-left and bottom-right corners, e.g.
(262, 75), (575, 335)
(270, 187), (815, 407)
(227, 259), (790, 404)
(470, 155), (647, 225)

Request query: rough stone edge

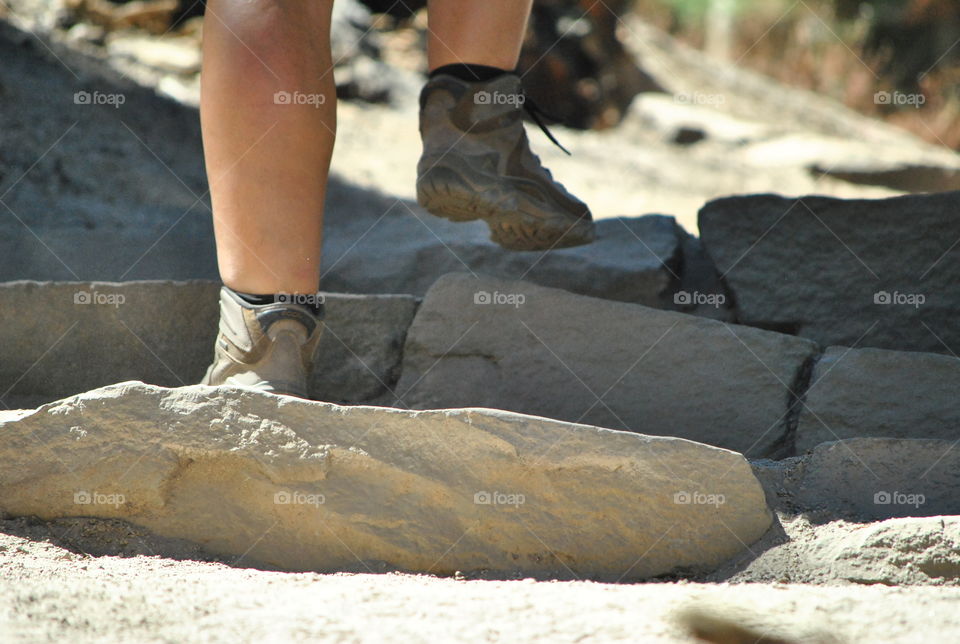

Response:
(0, 380), (774, 581)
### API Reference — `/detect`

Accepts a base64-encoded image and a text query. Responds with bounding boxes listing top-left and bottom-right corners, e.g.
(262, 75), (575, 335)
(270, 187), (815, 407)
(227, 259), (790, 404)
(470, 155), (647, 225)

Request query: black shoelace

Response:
(523, 94), (572, 156)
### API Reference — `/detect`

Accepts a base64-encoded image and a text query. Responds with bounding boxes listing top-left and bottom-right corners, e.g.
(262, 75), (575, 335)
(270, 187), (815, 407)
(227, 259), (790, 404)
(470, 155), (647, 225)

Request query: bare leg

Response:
(426, 0), (533, 71)
(201, 0), (335, 295)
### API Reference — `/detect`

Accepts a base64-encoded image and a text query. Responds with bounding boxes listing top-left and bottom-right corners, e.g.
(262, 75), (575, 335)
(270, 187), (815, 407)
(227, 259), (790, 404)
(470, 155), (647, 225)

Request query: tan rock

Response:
(0, 382), (772, 580)
(714, 514), (960, 586)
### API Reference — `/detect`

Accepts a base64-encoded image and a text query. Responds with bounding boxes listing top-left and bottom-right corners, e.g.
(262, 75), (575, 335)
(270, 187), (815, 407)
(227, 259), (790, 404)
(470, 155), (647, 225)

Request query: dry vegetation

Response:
(632, 0), (960, 149)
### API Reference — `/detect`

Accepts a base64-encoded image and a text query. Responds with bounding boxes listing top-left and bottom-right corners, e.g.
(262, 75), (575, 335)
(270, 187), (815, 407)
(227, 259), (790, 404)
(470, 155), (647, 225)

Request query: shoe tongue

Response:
(470, 75), (571, 156)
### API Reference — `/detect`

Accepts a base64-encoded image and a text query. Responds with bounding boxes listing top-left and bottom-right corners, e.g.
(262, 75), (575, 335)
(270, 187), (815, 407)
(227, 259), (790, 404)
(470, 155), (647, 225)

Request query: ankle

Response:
(227, 286), (324, 317)
(429, 63), (513, 83)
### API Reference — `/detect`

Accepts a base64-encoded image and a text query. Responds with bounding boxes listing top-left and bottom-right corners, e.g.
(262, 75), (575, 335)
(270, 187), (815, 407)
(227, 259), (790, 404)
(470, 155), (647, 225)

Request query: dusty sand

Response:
(3, 516), (960, 643)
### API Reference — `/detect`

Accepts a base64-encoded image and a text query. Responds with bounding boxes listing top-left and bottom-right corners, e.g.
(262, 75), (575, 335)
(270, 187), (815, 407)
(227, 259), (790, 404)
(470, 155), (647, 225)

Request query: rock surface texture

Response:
(0, 281), (418, 408)
(320, 213), (686, 306)
(397, 273), (817, 458)
(754, 438), (960, 521)
(795, 346), (960, 452)
(0, 382), (773, 580)
(10, 277), (960, 463)
(716, 515), (960, 586)
(699, 191), (960, 354)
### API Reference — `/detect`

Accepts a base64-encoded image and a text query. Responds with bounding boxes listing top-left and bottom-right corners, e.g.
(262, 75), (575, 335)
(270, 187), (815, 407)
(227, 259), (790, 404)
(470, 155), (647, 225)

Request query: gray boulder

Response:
(699, 191), (960, 354)
(0, 281), (418, 408)
(796, 346), (960, 452)
(0, 381), (773, 580)
(396, 273), (818, 458)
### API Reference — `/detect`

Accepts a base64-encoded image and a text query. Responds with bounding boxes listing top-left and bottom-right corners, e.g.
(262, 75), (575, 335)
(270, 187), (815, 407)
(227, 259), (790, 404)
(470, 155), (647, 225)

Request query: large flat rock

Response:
(396, 273), (818, 458)
(699, 191), (960, 354)
(754, 438), (960, 520)
(0, 281), (418, 407)
(0, 382), (772, 580)
(796, 346), (960, 452)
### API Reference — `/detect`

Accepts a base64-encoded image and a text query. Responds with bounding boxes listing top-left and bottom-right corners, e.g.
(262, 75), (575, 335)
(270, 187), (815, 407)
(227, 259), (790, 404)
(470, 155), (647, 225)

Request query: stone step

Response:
(0, 280), (418, 408)
(0, 211), (702, 312)
(8, 276), (960, 458)
(396, 273), (818, 459)
(699, 190), (960, 354)
(321, 212), (697, 310)
(796, 346), (960, 452)
(0, 381), (773, 580)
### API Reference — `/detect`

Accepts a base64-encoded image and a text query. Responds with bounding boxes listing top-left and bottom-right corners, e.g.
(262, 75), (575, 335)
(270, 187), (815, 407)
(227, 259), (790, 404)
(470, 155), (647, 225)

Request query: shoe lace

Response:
(522, 92), (572, 156)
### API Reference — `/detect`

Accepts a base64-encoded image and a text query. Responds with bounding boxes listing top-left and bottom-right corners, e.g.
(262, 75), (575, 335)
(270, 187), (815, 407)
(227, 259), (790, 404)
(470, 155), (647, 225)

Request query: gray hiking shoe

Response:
(200, 287), (323, 398)
(416, 73), (595, 251)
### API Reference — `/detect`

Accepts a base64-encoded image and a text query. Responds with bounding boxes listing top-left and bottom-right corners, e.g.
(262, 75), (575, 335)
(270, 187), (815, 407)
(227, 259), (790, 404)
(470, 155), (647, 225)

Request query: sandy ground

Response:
(3, 513), (960, 643)
(4, 525), (960, 644)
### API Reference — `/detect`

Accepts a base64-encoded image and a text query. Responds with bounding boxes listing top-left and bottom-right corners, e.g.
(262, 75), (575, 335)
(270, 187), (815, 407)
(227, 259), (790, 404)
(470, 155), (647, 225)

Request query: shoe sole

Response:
(204, 375), (308, 399)
(417, 163), (595, 251)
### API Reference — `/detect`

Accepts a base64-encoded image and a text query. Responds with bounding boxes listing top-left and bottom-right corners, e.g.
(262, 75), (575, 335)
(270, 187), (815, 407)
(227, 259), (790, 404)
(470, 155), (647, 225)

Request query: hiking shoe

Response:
(200, 287), (323, 398)
(416, 73), (595, 251)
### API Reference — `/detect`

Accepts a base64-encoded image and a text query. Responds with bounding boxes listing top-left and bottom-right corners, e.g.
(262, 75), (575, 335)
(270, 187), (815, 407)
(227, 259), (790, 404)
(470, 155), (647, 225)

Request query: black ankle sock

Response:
(429, 63), (511, 83)
(233, 290), (273, 306)
(231, 288), (323, 316)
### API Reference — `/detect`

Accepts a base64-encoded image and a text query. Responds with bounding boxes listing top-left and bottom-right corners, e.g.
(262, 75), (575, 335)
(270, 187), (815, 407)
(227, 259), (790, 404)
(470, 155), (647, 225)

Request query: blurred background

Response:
(6, 0), (958, 140)
(637, 0), (960, 147)
(1, 0), (959, 279)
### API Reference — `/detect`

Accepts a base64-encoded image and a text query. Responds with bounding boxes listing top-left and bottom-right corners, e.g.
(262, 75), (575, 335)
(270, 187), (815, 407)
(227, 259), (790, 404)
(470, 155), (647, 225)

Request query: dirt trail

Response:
(4, 526), (960, 643)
